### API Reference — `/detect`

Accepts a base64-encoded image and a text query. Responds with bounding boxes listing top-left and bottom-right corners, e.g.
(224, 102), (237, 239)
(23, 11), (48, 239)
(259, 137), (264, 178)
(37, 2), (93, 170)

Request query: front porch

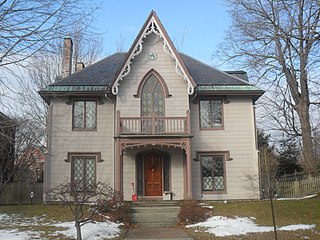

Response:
(114, 111), (193, 200)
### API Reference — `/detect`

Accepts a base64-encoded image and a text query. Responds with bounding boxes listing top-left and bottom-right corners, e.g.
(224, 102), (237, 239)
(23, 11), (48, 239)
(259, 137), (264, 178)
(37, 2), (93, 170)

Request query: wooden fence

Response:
(0, 181), (43, 205)
(276, 175), (320, 198)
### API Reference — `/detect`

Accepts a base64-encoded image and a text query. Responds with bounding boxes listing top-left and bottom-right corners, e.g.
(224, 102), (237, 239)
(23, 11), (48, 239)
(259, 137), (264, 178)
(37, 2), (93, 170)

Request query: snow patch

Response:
(277, 194), (317, 201)
(186, 216), (315, 237)
(0, 213), (121, 240)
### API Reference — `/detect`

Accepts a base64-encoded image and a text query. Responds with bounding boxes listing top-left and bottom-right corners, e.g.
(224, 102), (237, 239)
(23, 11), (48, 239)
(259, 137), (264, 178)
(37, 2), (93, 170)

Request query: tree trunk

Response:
(75, 221), (82, 240)
(297, 102), (315, 173)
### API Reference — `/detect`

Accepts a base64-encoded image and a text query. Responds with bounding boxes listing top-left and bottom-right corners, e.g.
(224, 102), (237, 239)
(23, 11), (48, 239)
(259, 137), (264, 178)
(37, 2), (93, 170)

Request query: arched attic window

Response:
(137, 70), (169, 117)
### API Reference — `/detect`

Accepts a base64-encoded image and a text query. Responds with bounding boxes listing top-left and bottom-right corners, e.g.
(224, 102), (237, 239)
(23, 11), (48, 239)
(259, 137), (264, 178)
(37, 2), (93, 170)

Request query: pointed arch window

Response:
(140, 73), (166, 133)
(141, 74), (165, 117)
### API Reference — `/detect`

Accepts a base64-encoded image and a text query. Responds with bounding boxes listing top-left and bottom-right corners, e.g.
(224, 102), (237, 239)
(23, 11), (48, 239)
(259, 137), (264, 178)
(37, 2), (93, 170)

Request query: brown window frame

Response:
(198, 151), (228, 194)
(199, 98), (224, 130)
(72, 99), (97, 131)
(70, 153), (98, 193)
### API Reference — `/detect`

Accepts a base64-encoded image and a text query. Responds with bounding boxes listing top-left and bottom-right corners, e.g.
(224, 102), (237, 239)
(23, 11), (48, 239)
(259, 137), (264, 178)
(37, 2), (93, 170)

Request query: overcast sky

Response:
(93, 0), (231, 67)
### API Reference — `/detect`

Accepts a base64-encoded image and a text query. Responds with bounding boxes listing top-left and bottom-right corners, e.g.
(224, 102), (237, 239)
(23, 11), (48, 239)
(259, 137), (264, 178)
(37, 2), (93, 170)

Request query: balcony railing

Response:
(116, 110), (191, 135)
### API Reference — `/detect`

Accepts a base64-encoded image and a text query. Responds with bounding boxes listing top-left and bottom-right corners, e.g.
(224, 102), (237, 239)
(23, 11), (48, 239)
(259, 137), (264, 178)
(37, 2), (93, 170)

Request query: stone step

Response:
(131, 206), (180, 213)
(130, 201), (181, 227)
(131, 200), (180, 207)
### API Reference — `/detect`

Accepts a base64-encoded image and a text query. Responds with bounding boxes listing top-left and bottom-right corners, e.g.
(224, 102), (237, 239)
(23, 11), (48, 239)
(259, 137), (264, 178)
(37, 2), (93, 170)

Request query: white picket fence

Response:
(276, 175), (320, 198)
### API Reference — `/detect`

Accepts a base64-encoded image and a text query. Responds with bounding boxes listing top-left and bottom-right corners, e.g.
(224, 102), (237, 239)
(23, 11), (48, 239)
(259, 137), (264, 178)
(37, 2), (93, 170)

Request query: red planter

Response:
(132, 194), (137, 201)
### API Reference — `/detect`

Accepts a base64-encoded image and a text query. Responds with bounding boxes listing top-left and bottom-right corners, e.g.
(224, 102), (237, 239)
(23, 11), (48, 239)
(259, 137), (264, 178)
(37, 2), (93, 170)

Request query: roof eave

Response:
(38, 85), (110, 104)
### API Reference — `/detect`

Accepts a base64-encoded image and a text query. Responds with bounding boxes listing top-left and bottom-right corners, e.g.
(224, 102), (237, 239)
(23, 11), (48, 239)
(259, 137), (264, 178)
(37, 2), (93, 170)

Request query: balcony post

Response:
(186, 110), (191, 134)
(185, 139), (193, 198)
(116, 111), (121, 134)
(115, 139), (122, 193)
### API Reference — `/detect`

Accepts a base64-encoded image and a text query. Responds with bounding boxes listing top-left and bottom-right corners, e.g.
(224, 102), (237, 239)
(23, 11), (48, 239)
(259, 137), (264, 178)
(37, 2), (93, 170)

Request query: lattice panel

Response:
(73, 158), (84, 191)
(85, 158), (95, 191)
(85, 102), (96, 128)
(73, 101), (84, 128)
(211, 100), (222, 127)
(214, 176), (224, 190)
(203, 177), (213, 191)
(200, 100), (211, 128)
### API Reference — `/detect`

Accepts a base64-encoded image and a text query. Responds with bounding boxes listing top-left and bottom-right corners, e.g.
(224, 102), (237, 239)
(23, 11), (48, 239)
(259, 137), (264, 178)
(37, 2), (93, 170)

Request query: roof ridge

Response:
(179, 52), (252, 85)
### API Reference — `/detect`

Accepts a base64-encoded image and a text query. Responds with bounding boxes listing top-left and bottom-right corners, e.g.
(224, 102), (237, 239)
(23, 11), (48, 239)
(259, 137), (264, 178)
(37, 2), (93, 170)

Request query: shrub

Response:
(178, 199), (211, 225)
(98, 191), (131, 227)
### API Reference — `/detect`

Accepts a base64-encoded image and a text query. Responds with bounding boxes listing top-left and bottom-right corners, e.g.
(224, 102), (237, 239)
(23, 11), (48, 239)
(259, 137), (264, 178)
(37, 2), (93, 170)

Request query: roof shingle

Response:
(50, 52), (252, 88)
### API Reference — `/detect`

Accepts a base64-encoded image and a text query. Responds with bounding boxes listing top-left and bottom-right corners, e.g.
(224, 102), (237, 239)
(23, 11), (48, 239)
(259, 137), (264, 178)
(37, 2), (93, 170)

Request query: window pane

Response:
(211, 100), (222, 127)
(213, 156), (224, 190)
(200, 100), (223, 129)
(202, 156), (213, 191)
(74, 101), (84, 129)
(153, 82), (164, 116)
(85, 101), (96, 129)
(201, 155), (225, 191)
(85, 158), (95, 191)
(200, 100), (211, 128)
(73, 157), (84, 191)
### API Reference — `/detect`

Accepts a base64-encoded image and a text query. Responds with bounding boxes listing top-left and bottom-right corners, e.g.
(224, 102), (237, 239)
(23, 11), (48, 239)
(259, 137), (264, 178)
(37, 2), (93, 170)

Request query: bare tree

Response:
(0, 115), (42, 194)
(218, 0), (320, 172)
(48, 181), (116, 240)
(115, 34), (126, 52)
(0, 0), (100, 69)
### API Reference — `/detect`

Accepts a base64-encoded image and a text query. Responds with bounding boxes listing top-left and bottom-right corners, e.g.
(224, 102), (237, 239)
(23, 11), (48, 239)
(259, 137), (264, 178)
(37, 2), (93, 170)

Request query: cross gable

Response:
(111, 10), (196, 95)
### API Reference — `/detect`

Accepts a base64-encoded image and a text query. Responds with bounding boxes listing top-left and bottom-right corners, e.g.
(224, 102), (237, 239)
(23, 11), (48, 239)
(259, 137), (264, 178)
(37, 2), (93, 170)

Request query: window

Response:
(71, 156), (96, 192)
(73, 100), (96, 130)
(199, 99), (223, 129)
(141, 74), (165, 132)
(200, 153), (227, 192)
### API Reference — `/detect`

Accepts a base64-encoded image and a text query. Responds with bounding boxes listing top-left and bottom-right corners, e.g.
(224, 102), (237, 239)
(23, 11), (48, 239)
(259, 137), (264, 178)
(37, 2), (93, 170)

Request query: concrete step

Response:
(131, 206), (180, 213)
(130, 201), (181, 227)
(131, 200), (180, 207)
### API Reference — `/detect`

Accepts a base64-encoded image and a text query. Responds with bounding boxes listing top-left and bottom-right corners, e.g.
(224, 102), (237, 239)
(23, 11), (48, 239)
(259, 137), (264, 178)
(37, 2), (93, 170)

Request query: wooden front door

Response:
(144, 152), (162, 196)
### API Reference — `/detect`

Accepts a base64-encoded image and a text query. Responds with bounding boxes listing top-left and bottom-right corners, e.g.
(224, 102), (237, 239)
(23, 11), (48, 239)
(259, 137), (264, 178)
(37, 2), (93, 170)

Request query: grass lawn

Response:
(186, 195), (320, 240)
(0, 197), (319, 239)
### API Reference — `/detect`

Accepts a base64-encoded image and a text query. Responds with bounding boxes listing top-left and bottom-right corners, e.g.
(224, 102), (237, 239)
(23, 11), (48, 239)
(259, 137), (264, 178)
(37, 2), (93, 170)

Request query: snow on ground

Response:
(277, 194), (318, 201)
(0, 213), (121, 240)
(186, 216), (315, 237)
(53, 220), (121, 240)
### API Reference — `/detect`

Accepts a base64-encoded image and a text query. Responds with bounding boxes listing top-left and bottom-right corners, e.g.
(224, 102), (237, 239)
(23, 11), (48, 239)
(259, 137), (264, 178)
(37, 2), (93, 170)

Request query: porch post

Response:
(185, 139), (193, 198)
(115, 139), (122, 192)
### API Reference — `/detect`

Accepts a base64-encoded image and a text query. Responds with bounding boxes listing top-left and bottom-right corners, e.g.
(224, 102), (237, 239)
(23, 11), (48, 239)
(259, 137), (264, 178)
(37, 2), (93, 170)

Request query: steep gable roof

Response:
(43, 52), (256, 88)
(111, 10), (196, 95)
(39, 11), (264, 101)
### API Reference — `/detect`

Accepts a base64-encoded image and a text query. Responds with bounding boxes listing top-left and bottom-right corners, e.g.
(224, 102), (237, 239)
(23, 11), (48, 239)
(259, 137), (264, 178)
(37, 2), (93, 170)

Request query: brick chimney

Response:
(76, 62), (85, 72)
(62, 38), (73, 78)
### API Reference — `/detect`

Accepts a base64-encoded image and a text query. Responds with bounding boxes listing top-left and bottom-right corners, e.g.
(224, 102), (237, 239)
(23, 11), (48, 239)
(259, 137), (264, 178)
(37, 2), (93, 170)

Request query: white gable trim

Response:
(111, 16), (194, 95)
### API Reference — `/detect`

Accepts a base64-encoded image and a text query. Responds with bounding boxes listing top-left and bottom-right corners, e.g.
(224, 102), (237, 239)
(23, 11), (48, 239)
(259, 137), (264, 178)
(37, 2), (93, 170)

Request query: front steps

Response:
(130, 201), (181, 227)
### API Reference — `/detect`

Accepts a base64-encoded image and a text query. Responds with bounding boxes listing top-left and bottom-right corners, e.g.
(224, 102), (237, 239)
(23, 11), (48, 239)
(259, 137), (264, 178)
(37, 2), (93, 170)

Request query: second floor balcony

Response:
(116, 110), (191, 136)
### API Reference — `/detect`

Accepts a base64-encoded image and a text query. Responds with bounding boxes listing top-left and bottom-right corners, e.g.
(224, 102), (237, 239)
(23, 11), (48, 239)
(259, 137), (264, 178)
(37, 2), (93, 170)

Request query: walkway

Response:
(125, 227), (193, 240)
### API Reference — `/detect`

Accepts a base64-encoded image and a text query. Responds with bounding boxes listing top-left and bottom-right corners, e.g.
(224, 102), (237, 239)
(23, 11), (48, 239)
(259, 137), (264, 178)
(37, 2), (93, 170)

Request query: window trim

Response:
(199, 98), (224, 130)
(72, 99), (97, 131)
(135, 69), (170, 98)
(197, 151), (228, 194)
(69, 152), (98, 193)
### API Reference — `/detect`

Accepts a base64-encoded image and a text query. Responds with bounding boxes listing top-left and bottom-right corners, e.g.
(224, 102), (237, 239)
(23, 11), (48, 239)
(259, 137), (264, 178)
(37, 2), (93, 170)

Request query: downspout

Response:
(43, 101), (53, 203)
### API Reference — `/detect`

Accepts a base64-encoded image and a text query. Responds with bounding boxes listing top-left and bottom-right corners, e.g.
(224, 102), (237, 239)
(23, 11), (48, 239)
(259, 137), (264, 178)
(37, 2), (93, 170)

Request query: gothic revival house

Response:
(40, 11), (264, 202)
